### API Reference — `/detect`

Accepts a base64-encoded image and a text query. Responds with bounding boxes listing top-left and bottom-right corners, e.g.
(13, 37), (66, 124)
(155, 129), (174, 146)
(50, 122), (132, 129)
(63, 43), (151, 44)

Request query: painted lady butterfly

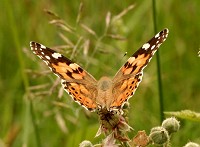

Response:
(30, 28), (169, 112)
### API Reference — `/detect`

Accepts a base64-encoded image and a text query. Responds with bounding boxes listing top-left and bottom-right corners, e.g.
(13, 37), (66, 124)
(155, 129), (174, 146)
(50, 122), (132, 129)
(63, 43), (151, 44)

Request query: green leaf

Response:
(164, 110), (200, 122)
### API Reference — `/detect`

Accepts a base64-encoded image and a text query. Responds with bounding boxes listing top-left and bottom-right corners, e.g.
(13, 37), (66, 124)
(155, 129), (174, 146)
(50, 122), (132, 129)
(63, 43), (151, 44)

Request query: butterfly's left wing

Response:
(30, 42), (98, 111)
(111, 28), (169, 109)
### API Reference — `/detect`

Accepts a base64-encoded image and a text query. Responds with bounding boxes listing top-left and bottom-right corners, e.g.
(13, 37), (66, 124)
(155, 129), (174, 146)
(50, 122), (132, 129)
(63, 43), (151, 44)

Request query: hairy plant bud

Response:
(183, 142), (200, 147)
(79, 140), (93, 147)
(149, 126), (169, 146)
(162, 117), (180, 134)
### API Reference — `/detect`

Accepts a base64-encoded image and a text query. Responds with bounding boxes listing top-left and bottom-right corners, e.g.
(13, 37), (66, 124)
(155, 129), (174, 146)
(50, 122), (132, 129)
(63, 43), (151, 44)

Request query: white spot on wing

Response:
(152, 50), (156, 55)
(157, 44), (161, 48)
(40, 44), (46, 49)
(45, 55), (50, 60)
(44, 60), (49, 65)
(155, 32), (160, 38)
(142, 43), (150, 50)
(52, 53), (62, 59)
(38, 55), (42, 59)
(151, 45), (155, 50)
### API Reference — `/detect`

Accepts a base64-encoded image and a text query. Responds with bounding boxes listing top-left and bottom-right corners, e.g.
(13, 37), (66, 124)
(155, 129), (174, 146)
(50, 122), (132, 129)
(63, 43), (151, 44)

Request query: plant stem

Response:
(152, 0), (164, 122)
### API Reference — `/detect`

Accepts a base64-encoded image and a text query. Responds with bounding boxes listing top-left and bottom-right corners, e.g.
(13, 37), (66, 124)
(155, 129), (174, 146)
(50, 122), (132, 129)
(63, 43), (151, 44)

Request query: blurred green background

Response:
(0, 0), (200, 146)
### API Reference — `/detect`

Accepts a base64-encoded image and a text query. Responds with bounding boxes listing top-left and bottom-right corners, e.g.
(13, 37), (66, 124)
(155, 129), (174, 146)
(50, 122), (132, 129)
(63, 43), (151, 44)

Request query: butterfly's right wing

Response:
(111, 29), (169, 109)
(30, 42), (98, 111)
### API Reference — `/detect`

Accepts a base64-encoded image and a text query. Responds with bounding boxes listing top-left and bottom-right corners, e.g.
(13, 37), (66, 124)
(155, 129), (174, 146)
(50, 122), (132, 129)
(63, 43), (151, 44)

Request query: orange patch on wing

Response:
(134, 54), (150, 66)
(123, 67), (133, 75)
(111, 77), (140, 108)
(51, 63), (71, 80)
(120, 80), (128, 91)
(82, 97), (96, 108)
(111, 93), (125, 107)
(52, 62), (86, 80)
(54, 62), (73, 72)
(66, 82), (97, 110)
(80, 84), (90, 95)
(71, 73), (84, 79)
(122, 54), (151, 75)
(128, 78), (134, 85)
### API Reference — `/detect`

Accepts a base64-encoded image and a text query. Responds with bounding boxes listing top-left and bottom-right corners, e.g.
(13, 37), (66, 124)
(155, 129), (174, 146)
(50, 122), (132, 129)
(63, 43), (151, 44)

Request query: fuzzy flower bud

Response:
(162, 117), (180, 134)
(149, 126), (169, 146)
(184, 142), (200, 147)
(79, 140), (93, 147)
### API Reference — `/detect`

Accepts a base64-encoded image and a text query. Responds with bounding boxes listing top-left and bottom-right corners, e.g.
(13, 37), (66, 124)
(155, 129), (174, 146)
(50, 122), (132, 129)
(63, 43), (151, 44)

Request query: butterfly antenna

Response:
(114, 52), (127, 68)
(123, 52), (127, 57)
(120, 52), (127, 62)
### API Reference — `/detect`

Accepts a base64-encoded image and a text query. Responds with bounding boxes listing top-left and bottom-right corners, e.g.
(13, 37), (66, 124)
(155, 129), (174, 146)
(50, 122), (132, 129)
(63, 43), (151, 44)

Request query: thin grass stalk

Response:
(152, 0), (164, 122)
(5, 1), (41, 146)
(30, 100), (42, 147)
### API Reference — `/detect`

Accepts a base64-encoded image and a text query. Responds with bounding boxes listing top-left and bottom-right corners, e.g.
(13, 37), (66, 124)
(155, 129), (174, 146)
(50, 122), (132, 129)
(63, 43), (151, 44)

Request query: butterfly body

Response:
(97, 76), (114, 110)
(30, 28), (169, 112)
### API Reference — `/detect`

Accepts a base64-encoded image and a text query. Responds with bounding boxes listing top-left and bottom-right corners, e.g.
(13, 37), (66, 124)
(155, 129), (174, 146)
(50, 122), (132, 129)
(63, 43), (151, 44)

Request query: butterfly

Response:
(30, 28), (169, 112)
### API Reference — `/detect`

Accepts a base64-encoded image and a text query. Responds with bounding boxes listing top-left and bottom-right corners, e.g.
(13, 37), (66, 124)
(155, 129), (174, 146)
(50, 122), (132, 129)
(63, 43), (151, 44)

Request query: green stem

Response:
(152, 0), (164, 122)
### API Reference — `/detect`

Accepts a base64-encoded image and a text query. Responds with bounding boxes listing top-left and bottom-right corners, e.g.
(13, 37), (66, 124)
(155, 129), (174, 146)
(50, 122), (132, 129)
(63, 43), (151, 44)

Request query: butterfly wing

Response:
(30, 42), (98, 111)
(111, 28), (169, 109)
